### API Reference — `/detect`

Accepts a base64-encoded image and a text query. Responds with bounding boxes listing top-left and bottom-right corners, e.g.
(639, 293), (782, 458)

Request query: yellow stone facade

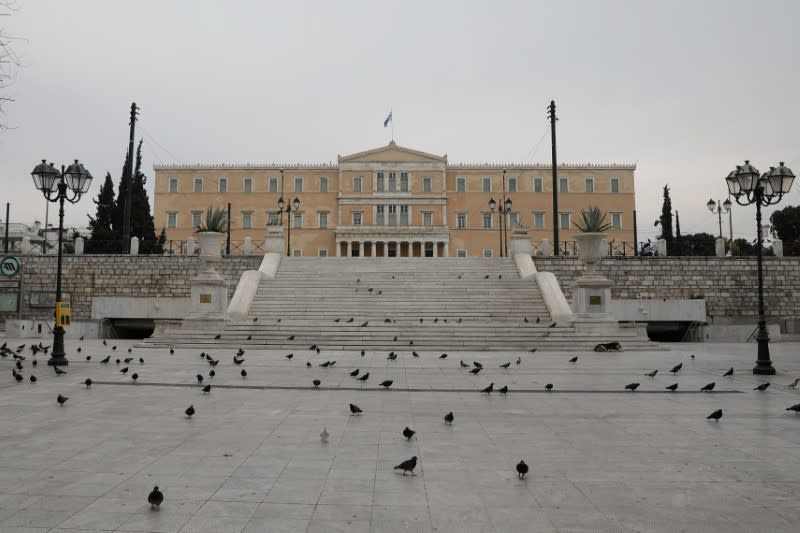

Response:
(153, 142), (636, 257)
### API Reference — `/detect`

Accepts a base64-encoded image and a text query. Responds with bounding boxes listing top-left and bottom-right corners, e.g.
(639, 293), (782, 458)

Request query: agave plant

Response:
(195, 207), (228, 233)
(573, 206), (612, 233)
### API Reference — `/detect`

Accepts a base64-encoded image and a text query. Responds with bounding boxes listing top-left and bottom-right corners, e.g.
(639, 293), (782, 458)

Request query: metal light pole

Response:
(488, 195), (512, 258)
(706, 197), (731, 241)
(726, 161), (795, 375)
(30, 159), (93, 366)
(277, 196), (300, 256)
(548, 101), (559, 255)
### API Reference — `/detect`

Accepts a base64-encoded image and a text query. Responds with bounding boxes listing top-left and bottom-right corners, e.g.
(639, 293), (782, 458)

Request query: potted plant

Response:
(195, 207), (227, 266)
(573, 206), (611, 269)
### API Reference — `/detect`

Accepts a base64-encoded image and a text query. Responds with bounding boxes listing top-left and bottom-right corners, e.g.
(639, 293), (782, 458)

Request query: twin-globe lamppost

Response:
(725, 160), (795, 375)
(488, 169), (512, 257)
(706, 197), (731, 242)
(30, 159), (93, 367)
(277, 195), (301, 257)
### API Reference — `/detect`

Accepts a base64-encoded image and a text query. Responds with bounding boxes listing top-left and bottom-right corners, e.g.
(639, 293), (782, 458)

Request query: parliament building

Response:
(153, 142), (636, 257)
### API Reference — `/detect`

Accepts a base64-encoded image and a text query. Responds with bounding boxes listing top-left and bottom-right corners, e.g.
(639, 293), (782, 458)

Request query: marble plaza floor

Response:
(0, 337), (799, 533)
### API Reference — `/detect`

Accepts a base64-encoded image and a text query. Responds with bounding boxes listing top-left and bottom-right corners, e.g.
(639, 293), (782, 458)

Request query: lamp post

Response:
(30, 159), (93, 366)
(706, 197), (731, 242)
(488, 196), (512, 257)
(726, 160), (795, 375)
(277, 195), (300, 256)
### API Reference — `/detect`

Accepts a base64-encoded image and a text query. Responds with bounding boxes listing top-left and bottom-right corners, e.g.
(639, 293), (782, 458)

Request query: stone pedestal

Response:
(264, 223), (284, 254)
(130, 236), (139, 255)
(572, 232), (616, 328)
(74, 237), (84, 255)
(540, 238), (551, 257)
(186, 237), (196, 255)
(186, 232), (228, 323)
(715, 237), (725, 257)
(773, 239), (783, 257)
(656, 239), (667, 256)
(243, 236), (253, 256)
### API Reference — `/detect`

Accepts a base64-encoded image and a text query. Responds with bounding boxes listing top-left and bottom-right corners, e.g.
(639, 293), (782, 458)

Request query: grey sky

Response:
(2, 0), (799, 242)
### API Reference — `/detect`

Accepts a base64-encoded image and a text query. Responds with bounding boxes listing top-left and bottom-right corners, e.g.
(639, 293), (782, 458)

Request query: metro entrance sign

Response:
(0, 256), (20, 277)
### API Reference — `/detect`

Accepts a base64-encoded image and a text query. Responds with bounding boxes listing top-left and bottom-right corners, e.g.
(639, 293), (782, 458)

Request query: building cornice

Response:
(155, 162), (636, 172)
(153, 163), (338, 171)
(447, 163), (636, 170)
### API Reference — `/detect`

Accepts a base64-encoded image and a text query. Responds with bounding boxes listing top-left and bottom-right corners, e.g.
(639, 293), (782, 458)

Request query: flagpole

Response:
(391, 109), (394, 142)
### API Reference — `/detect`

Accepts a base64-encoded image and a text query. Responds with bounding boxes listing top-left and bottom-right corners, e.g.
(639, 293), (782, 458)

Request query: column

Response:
(358, 240), (364, 257)
(347, 240), (352, 257)
(444, 242), (449, 257)
(336, 240), (341, 257)
(432, 241), (438, 257)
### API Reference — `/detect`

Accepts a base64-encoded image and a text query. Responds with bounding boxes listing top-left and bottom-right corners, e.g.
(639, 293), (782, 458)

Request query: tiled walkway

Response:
(1, 338), (799, 532)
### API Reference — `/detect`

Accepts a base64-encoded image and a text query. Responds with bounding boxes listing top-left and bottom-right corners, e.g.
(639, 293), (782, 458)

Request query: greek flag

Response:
(383, 111), (392, 127)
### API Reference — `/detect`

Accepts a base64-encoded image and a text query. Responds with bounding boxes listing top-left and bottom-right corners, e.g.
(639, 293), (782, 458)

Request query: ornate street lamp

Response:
(31, 159), (93, 366)
(277, 195), (301, 256)
(726, 160), (795, 375)
(706, 198), (731, 241)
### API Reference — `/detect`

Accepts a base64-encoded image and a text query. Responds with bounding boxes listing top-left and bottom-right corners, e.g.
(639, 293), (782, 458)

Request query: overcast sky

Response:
(1, 0), (799, 242)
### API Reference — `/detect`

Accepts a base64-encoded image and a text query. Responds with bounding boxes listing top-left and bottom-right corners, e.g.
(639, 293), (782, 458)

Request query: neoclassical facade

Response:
(153, 142), (636, 257)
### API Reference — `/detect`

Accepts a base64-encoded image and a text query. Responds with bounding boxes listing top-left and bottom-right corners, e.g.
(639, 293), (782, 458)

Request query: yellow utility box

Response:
(55, 301), (71, 327)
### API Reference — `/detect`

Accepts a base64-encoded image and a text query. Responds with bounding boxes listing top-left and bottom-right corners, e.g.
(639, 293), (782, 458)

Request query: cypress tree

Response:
(675, 210), (681, 240)
(130, 140), (161, 254)
(111, 150), (131, 244)
(86, 172), (120, 253)
(659, 185), (674, 242)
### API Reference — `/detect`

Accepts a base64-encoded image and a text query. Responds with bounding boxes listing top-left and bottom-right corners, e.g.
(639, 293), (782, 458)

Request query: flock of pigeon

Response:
(4, 337), (800, 513)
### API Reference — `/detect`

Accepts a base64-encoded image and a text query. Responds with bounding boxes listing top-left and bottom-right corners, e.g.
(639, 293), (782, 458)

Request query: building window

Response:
(242, 212), (252, 229)
(534, 177), (543, 193)
(168, 177), (178, 193)
(218, 177), (228, 193)
(457, 213), (467, 229)
(559, 177), (569, 193)
(388, 172), (397, 192)
(319, 211), (329, 229)
(482, 177), (491, 193)
(611, 212), (622, 230)
(294, 177), (303, 193)
(483, 213), (492, 229)
(352, 212), (363, 225)
(267, 211), (279, 225)
(533, 212), (545, 229)
(269, 177), (279, 193)
(423, 212), (433, 226)
(243, 177), (253, 193)
(292, 249), (302, 257)
(457, 249), (466, 257)
(191, 211), (202, 229)
(423, 176), (432, 192)
(388, 205), (397, 225)
(399, 205), (409, 225)
(509, 212), (520, 226)
(400, 172), (409, 192)
(483, 249), (493, 258)
(559, 212), (570, 229)
(376, 172), (385, 192)
(456, 177), (466, 192)
(611, 177), (620, 193)
(319, 177), (328, 193)
(193, 178), (203, 193)
(508, 176), (517, 193)
(318, 249), (328, 257)
(353, 176), (362, 192)
(167, 212), (178, 229)
(293, 213), (303, 229)
(585, 177), (594, 193)
(376, 205), (385, 225)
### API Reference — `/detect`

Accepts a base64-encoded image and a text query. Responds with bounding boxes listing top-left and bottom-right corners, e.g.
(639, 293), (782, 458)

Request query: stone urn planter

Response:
(197, 231), (225, 274)
(575, 232), (607, 273)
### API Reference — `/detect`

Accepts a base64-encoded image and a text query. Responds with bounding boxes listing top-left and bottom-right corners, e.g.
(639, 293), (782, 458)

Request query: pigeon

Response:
(379, 380), (393, 389)
(669, 363), (683, 374)
(439, 353), (448, 359)
(516, 357), (521, 365)
(788, 378), (800, 388)
(209, 370), (215, 378)
(85, 355), (91, 361)
(434, 318), (439, 323)
(403, 427), (415, 440)
(196, 374), (204, 383)
(484, 274), (490, 279)
(394, 456), (417, 476)
(320, 427), (329, 443)
(665, 383), (678, 391)
(79, 336), (84, 341)
(470, 367), (482, 375)
(306, 362), (311, 368)
(15, 360), (22, 370)
(460, 361), (469, 368)
(253, 317), (259, 322)
(169, 348), (175, 354)
(208, 359), (219, 366)
(116, 358), (121, 365)
(387, 353), (397, 360)
(320, 361), (332, 367)
(57, 394), (69, 406)
(233, 356), (245, 365)
(754, 383), (770, 391)
(246, 335), (252, 340)
(139, 357), (144, 364)
(120, 367), (129, 374)
(707, 409), (723, 421)
(625, 382), (640, 391)
(286, 353), (294, 360)
(568, 356), (578, 363)
(309, 344), (317, 351)
(77, 347), (82, 353)
(549, 322), (557, 328)
(444, 412), (454, 424)
(723, 367), (734, 377)
(213, 334), (221, 340)
(412, 351), (419, 357)
(690, 354), (695, 359)
(185, 405), (195, 418)
(32, 359), (37, 367)
(131, 373), (138, 383)
(202, 384), (211, 393)
(83, 378), (92, 388)
(29, 375), (37, 383)
(350, 369), (360, 377)
(349, 403), (363, 415)
(313, 379), (321, 388)
(786, 403), (800, 414)
(360, 350), (365, 357)
(14, 373), (22, 382)
(102, 340), (107, 346)
(112, 346), (117, 351)
(287, 335), (295, 340)
(516, 460), (529, 479)
(536, 317), (541, 324)
(54, 366), (67, 375)
(384, 319), (392, 324)
(360, 321), (368, 327)
(700, 382), (715, 392)
(545, 383), (553, 391)
(393, 336), (398, 342)
(334, 318), (341, 323)
(128, 348), (133, 353)
(481, 383), (494, 393)
(498, 385), (509, 394)
(524, 317), (529, 323)
(148, 486), (164, 510)
(645, 370), (658, 378)
(124, 357), (134, 364)
(346, 317), (354, 323)
(241, 369), (247, 379)
(358, 372), (370, 382)
(473, 362), (483, 369)
(499, 362), (511, 369)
